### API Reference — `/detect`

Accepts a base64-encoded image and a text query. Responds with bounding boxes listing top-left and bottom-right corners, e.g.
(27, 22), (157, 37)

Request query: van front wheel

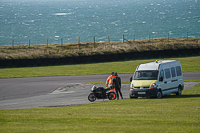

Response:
(156, 90), (162, 99)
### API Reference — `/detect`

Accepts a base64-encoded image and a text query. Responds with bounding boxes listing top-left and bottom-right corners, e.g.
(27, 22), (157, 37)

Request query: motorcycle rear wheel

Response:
(108, 92), (116, 100)
(88, 93), (96, 102)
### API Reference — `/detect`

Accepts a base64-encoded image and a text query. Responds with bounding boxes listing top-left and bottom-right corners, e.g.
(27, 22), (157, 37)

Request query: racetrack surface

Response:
(0, 72), (199, 109)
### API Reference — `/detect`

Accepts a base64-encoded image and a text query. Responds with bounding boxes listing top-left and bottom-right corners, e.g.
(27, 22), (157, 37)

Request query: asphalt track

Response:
(0, 72), (199, 109)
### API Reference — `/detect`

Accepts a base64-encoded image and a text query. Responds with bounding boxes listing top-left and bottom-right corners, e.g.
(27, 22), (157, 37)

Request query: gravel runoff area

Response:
(51, 82), (199, 95)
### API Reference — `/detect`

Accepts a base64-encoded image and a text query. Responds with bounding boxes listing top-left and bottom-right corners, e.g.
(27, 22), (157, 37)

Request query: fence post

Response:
(78, 37), (80, 50)
(187, 32), (188, 39)
(133, 34), (135, 42)
(122, 34), (124, 43)
(29, 39), (30, 48)
(167, 33), (169, 41)
(12, 40), (14, 48)
(149, 34), (150, 40)
(93, 36), (95, 44)
(78, 37), (80, 44)
(61, 38), (63, 46)
(46, 39), (48, 47)
(108, 36), (110, 44)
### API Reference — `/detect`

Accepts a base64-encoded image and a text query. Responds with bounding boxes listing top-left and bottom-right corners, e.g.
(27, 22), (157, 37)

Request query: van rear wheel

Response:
(176, 86), (182, 95)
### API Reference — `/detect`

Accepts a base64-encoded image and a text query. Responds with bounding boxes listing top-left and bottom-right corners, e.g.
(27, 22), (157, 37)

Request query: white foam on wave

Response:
(28, 20), (35, 23)
(22, 22), (30, 26)
(53, 13), (72, 16)
(159, 12), (165, 15)
(169, 31), (173, 35)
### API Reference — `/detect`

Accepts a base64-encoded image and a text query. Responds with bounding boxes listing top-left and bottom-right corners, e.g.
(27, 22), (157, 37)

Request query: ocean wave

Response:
(22, 22), (29, 26)
(28, 20), (35, 23)
(1, 0), (200, 46)
(53, 13), (72, 16)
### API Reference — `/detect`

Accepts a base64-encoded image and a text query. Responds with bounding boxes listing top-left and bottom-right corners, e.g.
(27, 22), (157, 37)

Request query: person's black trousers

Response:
(115, 87), (123, 99)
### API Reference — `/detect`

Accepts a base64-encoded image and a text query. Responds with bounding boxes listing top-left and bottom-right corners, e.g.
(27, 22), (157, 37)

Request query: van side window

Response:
(176, 66), (182, 76)
(171, 67), (176, 77)
(165, 68), (171, 79)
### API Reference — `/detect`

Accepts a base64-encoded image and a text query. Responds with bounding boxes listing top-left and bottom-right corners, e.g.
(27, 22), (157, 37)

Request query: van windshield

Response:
(134, 70), (158, 80)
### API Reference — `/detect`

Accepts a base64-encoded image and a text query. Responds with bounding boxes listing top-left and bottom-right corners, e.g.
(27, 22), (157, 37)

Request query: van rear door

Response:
(170, 67), (179, 93)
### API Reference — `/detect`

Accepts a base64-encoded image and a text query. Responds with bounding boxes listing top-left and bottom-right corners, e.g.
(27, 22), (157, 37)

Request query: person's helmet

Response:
(111, 72), (114, 75)
(114, 72), (118, 76)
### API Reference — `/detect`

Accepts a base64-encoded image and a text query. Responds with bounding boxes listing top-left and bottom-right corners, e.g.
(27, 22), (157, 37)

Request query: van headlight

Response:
(130, 84), (134, 90)
(150, 83), (157, 89)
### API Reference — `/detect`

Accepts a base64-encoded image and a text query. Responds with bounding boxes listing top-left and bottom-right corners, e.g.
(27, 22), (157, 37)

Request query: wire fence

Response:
(9, 32), (191, 48)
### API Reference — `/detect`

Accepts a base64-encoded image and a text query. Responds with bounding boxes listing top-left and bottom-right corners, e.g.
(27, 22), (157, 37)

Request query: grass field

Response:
(0, 84), (199, 133)
(0, 55), (199, 132)
(0, 55), (200, 78)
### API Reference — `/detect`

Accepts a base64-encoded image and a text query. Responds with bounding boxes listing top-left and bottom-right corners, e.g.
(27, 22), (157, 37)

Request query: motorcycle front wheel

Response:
(108, 92), (116, 100)
(88, 93), (96, 102)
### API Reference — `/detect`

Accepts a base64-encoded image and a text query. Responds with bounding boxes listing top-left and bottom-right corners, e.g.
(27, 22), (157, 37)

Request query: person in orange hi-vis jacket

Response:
(105, 72), (114, 88)
(108, 74), (115, 89)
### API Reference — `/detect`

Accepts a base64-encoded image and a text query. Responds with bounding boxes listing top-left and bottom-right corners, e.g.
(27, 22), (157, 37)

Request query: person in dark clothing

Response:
(112, 72), (123, 100)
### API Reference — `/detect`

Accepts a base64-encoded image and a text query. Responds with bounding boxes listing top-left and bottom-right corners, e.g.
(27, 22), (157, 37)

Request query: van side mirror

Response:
(159, 76), (163, 81)
(130, 77), (132, 82)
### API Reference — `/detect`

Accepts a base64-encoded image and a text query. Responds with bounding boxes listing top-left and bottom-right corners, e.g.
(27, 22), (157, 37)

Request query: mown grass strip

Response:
(0, 84), (199, 132)
(0, 55), (200, 78)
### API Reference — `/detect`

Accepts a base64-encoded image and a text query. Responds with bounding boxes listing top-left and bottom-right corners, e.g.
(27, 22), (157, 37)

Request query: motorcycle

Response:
(88, 85), (116, 102)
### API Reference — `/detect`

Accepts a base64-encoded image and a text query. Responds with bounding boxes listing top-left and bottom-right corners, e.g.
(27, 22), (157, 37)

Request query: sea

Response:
(0, 0), (200, 46)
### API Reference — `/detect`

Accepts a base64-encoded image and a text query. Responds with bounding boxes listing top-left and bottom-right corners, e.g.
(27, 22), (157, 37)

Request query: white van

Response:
(129, 60), (184, 98)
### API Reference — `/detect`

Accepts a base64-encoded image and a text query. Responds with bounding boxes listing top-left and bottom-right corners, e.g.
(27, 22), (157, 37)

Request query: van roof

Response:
(137, 60), (177, 70)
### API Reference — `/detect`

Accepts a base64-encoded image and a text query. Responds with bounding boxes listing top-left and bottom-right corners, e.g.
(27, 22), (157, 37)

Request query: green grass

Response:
(0, 55), (199, 78)
(0, 84), (200, 133)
